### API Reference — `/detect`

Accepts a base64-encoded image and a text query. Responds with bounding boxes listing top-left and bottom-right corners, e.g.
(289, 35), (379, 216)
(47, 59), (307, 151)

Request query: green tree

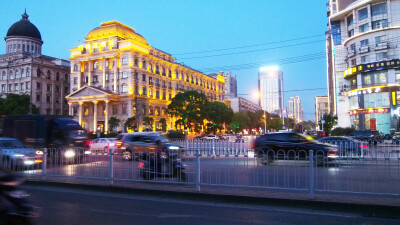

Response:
(124, 116), (136, 131)
(247, 110), (266, 133)
(167, 90), (208, 131)
(143, 116), (154, 131)
(230, 112), (250, 134)
(205, 101), (234, 134)
(159, 118), (167, 132)
(268, 117), (283, 131)
(318, 114), (336, 132)
(108, 117), (120, 132)
(0, 94), (39, 115)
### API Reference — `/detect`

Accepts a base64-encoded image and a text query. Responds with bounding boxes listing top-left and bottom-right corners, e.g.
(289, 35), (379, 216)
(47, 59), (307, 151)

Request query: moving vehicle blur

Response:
(89, 138), (116, 154)
(0, 138), (42, 169)
(318, 136), (367, 157)
(347, 130), (383, 145)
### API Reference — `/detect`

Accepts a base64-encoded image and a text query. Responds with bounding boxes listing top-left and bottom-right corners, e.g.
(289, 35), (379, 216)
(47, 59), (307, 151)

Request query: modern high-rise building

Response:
(315, 96), (329, 130)
(0, 11), (70, 115)
(288, 96), (303, 123)
(258, 66), (284, 115)
(209, 71), (237, 99)
(66, 21), (225, 133)
(327, 0), (400, 134)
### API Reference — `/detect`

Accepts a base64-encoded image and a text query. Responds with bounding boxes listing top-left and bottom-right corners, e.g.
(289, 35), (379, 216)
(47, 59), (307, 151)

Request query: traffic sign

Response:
(281, 124), (287, 130)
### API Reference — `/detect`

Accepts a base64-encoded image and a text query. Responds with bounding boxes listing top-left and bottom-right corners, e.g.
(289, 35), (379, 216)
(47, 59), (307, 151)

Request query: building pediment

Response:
(66, 86), (114, 99)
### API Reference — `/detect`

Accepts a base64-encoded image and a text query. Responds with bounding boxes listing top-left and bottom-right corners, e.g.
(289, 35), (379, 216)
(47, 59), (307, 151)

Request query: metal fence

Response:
(1, 140), (400, 198)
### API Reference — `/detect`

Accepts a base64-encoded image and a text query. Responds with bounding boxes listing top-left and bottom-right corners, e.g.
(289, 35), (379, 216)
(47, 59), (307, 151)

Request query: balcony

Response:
(375, 42), (388, 50)
(359, 46), (369, 54)
(347, 49), (356, 57)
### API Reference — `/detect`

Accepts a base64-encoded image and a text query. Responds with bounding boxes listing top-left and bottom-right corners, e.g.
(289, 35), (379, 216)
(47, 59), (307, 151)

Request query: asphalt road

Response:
(25, 185), (399, 225)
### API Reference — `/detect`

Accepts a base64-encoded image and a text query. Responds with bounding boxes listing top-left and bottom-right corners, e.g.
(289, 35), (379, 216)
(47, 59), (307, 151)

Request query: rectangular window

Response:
(121, 71), (128, 79)
(37, 82), (41, 89)
(1, 85), (5, 92)
(372, 19), (388, 30)
(363, 74), (372, 85)
(93, 76), (98, 82)
(36, 94), (40, 101)
(371, 3), (387, 16)
(142, 74), (146, 81)
(374, 72), (387, 85)
(360, 39), (369, 47)
(47, 84), (51, 92)
(347, 15), (353, 27)
(358, 8), (368, 21)
(56, 85), (60, 93)
(350, 43), (356, 51)
(15, 84), (18, 91)
(46, 95), (51, 103)
(351, 58), (356, 66)
(106, 73), (109, 81)
(122, 85), (127, 93)
(359, 23), (369, 33)
(122, 102), (127, 114)
(375, 35), (386, 45)
(376, 52), (388, 60)
(74, 77), (78, 84)
(112, 105), (117, 115)
(396, 72), (400, 83)
(361, 55), (370, 63)
(20, 83), (23, 90)
(26, 82), (29, 89)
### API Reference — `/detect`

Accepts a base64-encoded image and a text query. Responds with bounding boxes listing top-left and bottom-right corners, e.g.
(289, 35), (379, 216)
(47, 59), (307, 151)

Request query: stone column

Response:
(88, 60), (92, 86)
(68, 102), (73, 116)
(102, 58), (106, 88)
(105, 100), (110, 134)
(114, 57), (118, 93)
(78, 101), (83, 126)
(93, 100), (98, 132)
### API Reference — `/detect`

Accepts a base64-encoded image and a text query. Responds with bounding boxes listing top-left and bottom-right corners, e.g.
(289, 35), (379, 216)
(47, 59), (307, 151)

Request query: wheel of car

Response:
(122, 150), (133, 161)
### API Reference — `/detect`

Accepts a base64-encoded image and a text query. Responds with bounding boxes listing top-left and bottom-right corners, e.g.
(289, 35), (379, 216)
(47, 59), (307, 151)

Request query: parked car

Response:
(392, 132), (400, 144)
(89, 138), (116, 154)
(115, 132), (183, 160)
(252, 132), (339, 165)
(318, 136), (367, 157)
(203, 135), (219, 140)
(0, 137), (43, 168)
(347, 130), (383, 145)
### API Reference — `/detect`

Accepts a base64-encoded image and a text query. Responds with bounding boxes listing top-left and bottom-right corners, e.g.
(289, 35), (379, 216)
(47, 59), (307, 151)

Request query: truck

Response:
(2, 115), (90, 162)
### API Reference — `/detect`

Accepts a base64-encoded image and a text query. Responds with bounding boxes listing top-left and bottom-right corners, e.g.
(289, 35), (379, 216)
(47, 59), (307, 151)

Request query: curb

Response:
(24, 180), (400, 219)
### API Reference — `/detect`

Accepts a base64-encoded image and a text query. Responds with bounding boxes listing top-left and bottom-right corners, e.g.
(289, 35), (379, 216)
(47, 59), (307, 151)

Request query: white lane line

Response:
(25, 185), (381, 220)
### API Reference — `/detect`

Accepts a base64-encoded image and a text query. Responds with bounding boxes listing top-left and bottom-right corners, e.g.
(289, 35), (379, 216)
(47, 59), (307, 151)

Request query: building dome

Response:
(6, 11), (42, 41)
(85, 21), (148, 45)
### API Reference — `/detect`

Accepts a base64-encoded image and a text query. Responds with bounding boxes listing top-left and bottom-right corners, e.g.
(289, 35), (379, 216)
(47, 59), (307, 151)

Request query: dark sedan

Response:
(318, 136), (367, 157)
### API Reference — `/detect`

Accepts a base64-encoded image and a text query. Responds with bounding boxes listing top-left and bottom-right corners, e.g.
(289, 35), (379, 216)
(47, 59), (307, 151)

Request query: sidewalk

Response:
(25, 176), (400, 216)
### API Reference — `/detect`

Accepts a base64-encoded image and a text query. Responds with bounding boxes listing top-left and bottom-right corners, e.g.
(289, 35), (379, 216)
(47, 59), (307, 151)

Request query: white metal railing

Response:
(1, 141), (400, 199)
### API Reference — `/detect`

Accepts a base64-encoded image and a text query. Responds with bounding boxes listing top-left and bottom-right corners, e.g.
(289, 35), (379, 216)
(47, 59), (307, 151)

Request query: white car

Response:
(0, 137), (43, 168)
(203, 135), (220, 140)
(89, 138), (116, 154)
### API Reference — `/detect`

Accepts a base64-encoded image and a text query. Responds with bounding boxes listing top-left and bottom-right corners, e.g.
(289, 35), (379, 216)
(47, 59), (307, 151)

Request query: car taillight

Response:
(86, 140), (91, 146)
(116, 141), (123, 147)
(359, 144), (368, 148)
(139, 162), (145, 168)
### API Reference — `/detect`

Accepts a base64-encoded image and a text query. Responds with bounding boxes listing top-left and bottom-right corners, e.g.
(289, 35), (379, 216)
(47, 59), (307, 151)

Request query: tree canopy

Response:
(124, 116), (136, 131)
(0, 94), (39, 115)
(230, 112), (250, 133)
(108, 117), (120, 132)
(205, 101), (234, 134)
(167, 91), (208, 131)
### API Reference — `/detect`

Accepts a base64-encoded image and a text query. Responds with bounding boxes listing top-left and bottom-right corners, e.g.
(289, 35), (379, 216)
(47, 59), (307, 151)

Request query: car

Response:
(0, 137), (43, 168)
(115, 132), (183, 160)
(252, 132), (339, 165)
(318, 136), (367, 157)
(89, 138), (116, 154)
(347, 130), (383, 145)
(202, 135), (219, 140)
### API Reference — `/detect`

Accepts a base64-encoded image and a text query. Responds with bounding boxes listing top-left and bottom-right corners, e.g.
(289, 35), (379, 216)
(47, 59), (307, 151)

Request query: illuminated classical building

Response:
(327, 0), (400, 133)
(66, 21), (225, 133)
(0, 11), (70, 114)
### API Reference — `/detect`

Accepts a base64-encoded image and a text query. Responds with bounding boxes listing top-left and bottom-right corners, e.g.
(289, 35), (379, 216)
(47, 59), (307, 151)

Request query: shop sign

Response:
(344, 59), (400, 78)
(349, 108), (390, 115)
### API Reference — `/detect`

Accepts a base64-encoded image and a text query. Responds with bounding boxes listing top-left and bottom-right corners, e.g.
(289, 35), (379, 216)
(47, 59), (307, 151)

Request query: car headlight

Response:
(168, 146), (179, 150)
(64, 150), (76, 158)
(13, 153), (25, 157)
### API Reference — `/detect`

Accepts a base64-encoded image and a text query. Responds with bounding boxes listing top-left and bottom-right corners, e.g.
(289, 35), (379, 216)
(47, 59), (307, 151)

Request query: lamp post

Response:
(264, 110), (267, 134)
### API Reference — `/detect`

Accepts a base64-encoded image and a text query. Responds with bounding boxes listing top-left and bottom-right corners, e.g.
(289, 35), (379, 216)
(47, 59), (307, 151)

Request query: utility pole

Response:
(264, 110), (267, 134)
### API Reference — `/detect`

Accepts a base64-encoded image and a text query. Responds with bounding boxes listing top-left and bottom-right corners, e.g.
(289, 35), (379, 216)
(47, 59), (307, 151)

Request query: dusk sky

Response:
(0, 0), (328, 121)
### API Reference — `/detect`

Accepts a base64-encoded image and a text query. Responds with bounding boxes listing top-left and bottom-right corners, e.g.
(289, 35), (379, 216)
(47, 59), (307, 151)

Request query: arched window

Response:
(142, 60), (147, 69)
(134, 58), (138, 66)
(2, 71), (5, 80)
(105, 60), (109, 67)
(122, 57), (128, 65)
(186, 75), (189, 82)
(162, 68), (166, 76)
(21, 68), (25, 77)
(9, 70), (13, 79)
(156, 78), (160, 86)
(196, 78), (198, 85)
(15, 69), (19, 78)
(47, 71), (51, 79)
(74, 64), (78, 71)
(26, 67), (30, 77)
(162, 80), (166, 88)
(37, 68), (41, 77)
(149, 64), (153, 71)
(56, 72), (60, 81)
(93, 61), (98, 69)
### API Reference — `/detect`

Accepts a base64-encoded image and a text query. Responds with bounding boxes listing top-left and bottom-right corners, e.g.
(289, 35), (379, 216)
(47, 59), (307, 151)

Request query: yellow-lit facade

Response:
(66, 21), (225, 133)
